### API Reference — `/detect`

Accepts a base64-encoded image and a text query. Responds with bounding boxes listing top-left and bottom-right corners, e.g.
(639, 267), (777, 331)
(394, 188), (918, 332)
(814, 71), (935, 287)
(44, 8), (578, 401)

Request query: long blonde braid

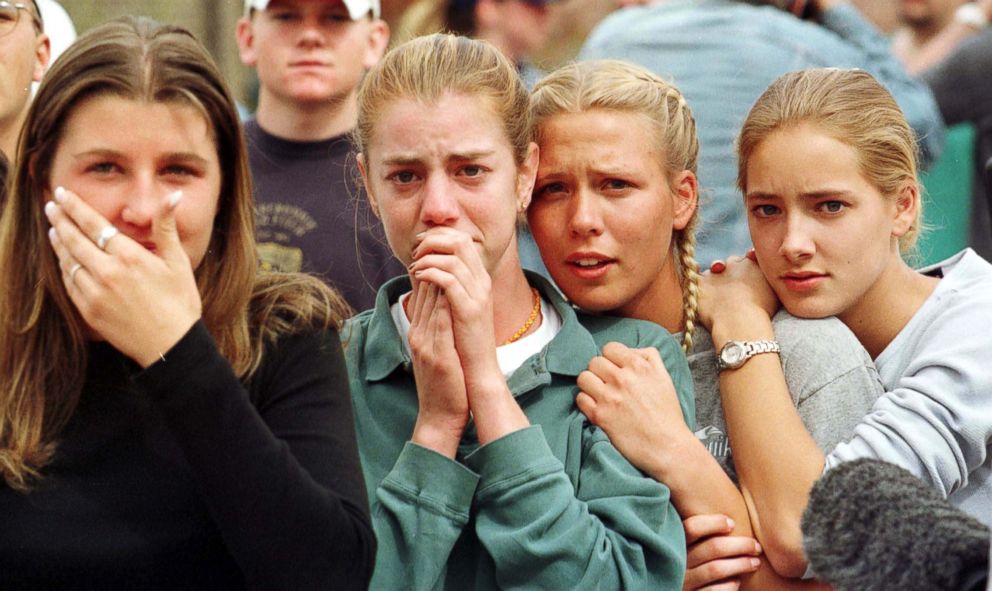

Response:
(661, 85), (702, 353)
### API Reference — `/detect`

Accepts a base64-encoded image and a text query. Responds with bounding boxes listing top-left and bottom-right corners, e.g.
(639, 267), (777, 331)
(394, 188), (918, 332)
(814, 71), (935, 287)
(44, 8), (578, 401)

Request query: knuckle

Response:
(700, 560), (733, 581)
(602, 341), (623, 356)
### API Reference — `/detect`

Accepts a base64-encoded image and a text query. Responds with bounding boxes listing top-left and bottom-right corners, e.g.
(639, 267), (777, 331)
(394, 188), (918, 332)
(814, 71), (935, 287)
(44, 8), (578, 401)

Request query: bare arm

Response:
(577, 343), (830, 588)
(699, 259), (827, 577)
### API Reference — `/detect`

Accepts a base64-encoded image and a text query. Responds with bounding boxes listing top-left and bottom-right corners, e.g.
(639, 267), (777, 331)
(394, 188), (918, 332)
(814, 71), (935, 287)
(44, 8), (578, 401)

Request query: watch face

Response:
(722, 342), (747, 367)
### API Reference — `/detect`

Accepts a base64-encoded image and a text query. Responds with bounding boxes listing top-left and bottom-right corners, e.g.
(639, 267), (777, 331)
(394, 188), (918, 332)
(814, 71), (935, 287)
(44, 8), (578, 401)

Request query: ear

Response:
(515, 142), (540, 212)
(357, 153), (380, 218)
(891, 180), (918, 238)
(670, 170), (698, 231)
(235, 17), (258, 66)
(33, 34), (50, 82)
(363, 19), (390, 70)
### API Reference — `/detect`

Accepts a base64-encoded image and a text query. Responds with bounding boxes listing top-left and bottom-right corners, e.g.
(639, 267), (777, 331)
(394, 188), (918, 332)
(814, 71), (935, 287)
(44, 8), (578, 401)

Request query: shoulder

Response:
(772, 310), (864, 350)
(577, 312), (684, 359)
(938, 249), (992, 290)
(884, 251), (992, 355)
(772, 309), (875, 374)
(341, 310), (374, 357)
(912, 250), (992, 329)
(247, 322), (348, 403)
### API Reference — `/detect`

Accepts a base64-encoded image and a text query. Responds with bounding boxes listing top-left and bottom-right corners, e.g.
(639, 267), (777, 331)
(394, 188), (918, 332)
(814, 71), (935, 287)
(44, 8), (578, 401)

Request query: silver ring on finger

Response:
(96, 225), (119, 250)
(69, 262), (83, 284)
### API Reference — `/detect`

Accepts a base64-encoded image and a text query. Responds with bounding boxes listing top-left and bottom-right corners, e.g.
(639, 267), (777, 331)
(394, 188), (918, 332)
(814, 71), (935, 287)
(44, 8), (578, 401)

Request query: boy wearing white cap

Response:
(236, 0), (400, 312)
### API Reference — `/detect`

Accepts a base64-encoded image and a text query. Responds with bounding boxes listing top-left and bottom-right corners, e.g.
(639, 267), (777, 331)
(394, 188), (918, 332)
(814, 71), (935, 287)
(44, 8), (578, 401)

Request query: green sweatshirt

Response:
(343, 274), (695, 590)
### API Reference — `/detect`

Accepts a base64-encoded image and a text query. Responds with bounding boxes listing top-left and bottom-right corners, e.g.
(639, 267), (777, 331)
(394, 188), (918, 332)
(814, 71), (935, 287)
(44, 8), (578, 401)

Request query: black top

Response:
(0, 321), (374, 590)
(245, 120), (405, 313)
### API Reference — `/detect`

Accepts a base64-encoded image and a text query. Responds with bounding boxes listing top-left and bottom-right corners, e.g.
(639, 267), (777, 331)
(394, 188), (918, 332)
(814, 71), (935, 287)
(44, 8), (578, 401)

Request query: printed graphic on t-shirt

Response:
(257, 242), (304, 273)
(695, 425), (730, 459)
(256, 203), (318, 273)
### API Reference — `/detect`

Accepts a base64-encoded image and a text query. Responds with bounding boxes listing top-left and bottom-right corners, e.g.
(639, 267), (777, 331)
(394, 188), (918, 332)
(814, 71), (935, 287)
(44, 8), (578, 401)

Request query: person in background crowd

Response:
(236, 0), (402, 312)
(909, 2), (992, 259)
(346, 33), (692, 589)
(0, 17), (374, 589)
(578, 0), (945, 269)
(891, 0), (990, 73)
(34, 0), (73, 64)
(0, 0), (48, 160)
(395, 0), (555, 86)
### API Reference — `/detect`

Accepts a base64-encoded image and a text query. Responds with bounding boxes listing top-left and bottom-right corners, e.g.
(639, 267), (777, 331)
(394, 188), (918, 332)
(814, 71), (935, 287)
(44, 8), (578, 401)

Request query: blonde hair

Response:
(529, 60), (701, 352)
(0, 17), (348, 492)
(737, 68), (922, 254)
(354, 33), (531, 167)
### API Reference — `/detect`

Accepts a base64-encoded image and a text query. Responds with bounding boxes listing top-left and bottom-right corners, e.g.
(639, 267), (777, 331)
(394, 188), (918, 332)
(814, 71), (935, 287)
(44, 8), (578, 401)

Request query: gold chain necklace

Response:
(502, 287), (542, 345)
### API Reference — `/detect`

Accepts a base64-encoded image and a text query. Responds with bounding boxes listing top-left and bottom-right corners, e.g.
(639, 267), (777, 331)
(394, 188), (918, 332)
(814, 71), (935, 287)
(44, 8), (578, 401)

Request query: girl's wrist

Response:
(710, 308), (776, 350)
(640, 424), (699, 482)
(470, 385), (530, 444)
(412, 415), (467, 459)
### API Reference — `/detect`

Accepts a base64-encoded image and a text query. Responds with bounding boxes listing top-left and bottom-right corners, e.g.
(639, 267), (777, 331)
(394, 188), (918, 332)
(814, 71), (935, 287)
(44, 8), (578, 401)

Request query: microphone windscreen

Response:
(801, 458), (989, 591)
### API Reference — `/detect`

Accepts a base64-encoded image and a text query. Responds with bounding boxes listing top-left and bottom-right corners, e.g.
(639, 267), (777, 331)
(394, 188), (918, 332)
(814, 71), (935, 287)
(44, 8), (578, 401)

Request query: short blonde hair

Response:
(737, 68), (922, 253)
(529, 60), (701, 352)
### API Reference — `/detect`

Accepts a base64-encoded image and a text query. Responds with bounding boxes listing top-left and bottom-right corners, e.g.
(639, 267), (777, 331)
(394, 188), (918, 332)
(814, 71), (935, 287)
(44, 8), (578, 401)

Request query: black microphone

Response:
(801, 458), (989, 591)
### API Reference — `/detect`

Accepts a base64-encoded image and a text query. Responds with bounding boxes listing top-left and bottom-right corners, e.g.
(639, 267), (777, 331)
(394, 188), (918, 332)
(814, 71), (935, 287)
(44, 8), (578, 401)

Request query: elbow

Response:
(316, 509), (378, 591)
(348, 513), (378, 590)
(760, 526), (809, 579)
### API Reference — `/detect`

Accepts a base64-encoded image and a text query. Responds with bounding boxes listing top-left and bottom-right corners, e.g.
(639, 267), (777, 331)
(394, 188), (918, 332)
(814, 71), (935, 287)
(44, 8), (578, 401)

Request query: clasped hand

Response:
(406, 227), (525, 456)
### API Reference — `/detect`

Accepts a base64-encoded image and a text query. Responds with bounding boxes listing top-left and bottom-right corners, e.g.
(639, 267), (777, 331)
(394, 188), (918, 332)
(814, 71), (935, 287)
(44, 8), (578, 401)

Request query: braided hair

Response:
(530, 60), (701, 352)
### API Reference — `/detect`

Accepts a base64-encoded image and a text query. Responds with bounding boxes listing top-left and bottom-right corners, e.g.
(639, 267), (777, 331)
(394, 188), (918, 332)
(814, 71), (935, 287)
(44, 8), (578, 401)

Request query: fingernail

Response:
(750, 558), (761, 569)
(167, 190), (183, 208)
(726, 517), (735, 530)
(44, 201), (57, 218)
(755, 541), (762, 554)
(54, 186), (67, 202)
(48, 227), (57, 242)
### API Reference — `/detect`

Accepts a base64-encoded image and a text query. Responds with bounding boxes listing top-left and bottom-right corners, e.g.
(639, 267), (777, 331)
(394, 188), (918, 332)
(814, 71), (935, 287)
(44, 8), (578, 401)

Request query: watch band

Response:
(717, 339), (781, 371)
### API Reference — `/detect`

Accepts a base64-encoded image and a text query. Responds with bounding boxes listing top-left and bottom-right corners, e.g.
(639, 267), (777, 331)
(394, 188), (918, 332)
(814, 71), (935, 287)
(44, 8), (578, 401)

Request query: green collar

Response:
(357, 272), (600, 384)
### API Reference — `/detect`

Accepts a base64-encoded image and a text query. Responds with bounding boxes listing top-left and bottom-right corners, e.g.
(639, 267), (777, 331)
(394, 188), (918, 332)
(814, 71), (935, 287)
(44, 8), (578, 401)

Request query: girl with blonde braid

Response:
(527, 60), (883, 590)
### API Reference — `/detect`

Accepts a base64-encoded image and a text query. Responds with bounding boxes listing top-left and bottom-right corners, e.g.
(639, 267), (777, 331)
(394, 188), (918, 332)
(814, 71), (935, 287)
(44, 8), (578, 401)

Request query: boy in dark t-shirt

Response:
(236, 0), (403, 312)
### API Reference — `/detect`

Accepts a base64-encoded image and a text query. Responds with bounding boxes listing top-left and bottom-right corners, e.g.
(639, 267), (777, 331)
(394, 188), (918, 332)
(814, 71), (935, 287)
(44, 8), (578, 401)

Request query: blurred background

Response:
(54, 0), (642, 110)
(56, 0), (898, 114)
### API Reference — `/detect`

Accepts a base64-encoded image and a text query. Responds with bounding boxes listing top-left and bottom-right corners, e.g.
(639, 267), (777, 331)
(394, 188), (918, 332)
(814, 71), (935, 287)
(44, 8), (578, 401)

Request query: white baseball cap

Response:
(244, 0), (380, 20)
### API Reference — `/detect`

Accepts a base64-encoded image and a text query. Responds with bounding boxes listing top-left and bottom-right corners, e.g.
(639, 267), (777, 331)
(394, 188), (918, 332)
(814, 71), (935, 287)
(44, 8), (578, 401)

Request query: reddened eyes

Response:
(751, 204), (780, 218)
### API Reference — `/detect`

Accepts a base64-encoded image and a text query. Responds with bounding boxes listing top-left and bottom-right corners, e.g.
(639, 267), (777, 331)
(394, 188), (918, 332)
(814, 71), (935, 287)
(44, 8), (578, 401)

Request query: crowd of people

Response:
(1, 0), (990, 589)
